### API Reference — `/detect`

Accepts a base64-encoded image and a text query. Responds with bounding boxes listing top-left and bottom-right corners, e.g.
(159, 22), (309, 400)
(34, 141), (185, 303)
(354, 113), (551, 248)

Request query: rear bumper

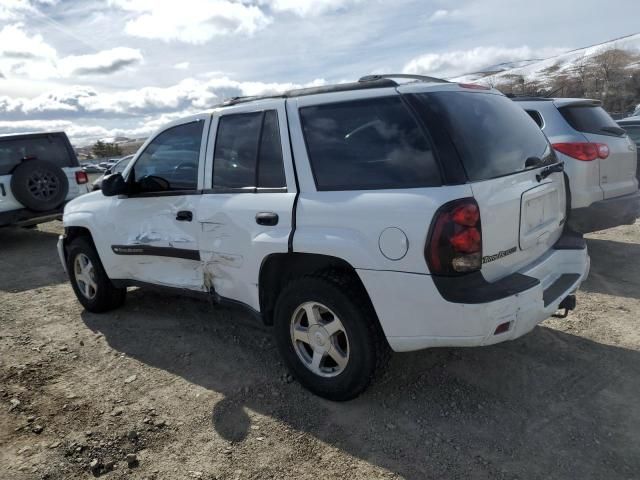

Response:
(570, 190), (640, 232)
(0, 207), (63, 227)
(358, 233), (590, 352)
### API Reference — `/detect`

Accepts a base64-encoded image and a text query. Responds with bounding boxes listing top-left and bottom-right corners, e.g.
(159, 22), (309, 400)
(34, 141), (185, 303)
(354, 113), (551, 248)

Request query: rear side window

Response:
(559, 105), (623, 137)
(213, 110), (286, 190)
(299, 96), (441, 190)
(526, 110), (544, 128)
(622, 125), (640, 145)
(0, 134), (74, 175)
(412, 92), (554, 182)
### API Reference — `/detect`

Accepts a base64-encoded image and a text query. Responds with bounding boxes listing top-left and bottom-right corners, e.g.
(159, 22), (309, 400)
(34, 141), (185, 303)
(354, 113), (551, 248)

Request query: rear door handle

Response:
(255, 212), (278, 226)
(176, 210), (193, 222)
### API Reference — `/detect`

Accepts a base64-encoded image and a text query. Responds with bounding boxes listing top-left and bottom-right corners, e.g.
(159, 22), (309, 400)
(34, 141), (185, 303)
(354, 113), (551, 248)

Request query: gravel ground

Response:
(1, 221), (639, 479)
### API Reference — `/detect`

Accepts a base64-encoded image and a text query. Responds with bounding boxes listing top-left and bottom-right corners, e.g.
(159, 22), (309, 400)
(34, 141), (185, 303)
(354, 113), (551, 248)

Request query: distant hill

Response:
(452, 32), (640, 85)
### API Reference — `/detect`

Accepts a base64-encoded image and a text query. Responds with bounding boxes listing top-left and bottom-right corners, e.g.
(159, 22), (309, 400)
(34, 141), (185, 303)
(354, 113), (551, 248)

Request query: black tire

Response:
(10, 160), (69, 212)
(66, 237), (126, 313)
(273, 272), (390, 401)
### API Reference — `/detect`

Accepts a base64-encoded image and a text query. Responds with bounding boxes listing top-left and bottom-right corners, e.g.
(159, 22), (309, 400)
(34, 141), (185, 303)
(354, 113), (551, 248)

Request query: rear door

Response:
(408, 89), (566, 282)
(197, 99), (297, 311)
(558, 103), (638, 199)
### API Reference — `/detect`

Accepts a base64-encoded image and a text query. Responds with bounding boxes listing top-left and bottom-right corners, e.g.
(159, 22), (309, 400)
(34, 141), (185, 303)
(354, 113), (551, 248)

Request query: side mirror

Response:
(105, 168), (112, 175)
(101, 173), (128, 197)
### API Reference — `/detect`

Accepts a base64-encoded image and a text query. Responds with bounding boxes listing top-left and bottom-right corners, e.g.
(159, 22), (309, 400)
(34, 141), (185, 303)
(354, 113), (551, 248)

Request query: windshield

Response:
(411, 91), (555, 182)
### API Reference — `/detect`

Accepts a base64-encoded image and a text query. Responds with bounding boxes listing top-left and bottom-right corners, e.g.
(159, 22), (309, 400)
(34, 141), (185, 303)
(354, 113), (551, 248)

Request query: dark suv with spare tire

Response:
(0, 132), (90, 228)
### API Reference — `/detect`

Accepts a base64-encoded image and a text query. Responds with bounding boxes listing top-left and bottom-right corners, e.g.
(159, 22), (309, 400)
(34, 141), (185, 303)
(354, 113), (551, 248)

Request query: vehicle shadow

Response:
(82, 288), (640, 479)
(0, 226), (67, 292)
(581, 237), (640, 300)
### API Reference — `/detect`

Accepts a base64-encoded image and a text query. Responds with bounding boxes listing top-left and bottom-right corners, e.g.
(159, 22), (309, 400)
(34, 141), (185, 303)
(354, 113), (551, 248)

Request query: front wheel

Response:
(66, 237), (126, 313)
(273, 273), (389, 401)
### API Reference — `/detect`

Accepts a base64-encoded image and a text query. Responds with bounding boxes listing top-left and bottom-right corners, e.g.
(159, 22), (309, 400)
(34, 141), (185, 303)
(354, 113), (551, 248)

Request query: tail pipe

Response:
(554, 294), (577, 318)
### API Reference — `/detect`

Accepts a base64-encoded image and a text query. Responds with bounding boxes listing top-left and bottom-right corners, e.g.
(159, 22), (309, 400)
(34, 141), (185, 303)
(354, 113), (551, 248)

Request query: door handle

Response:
(176, 210), (193, 222)
(255, 212), (278, 226)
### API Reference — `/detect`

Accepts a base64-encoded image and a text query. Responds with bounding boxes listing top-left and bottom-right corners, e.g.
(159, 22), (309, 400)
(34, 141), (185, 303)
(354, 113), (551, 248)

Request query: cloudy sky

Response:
(1, 0), (639, 145)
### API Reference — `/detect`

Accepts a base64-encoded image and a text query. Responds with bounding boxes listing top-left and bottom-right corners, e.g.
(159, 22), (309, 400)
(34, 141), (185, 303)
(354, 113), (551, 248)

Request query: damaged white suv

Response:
(58, 75), (590, 400)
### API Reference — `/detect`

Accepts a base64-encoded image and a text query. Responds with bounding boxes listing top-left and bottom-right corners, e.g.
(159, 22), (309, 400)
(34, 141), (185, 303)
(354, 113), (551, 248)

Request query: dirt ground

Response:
(1, 221), (639, 480)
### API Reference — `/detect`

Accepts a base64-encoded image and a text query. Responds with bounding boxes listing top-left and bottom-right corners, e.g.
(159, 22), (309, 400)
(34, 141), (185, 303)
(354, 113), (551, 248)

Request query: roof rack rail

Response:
(358, 73), (451, 84)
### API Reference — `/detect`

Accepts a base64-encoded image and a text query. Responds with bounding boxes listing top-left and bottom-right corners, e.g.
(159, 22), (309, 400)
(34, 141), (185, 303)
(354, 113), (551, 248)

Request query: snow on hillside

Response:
(452, 33), (640, 85)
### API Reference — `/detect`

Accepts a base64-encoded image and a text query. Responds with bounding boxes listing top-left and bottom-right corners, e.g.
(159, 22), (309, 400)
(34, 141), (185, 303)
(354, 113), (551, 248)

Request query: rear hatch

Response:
(408, 89), (566, 281)
(0, 132), (83, 198)
(557, 101), (638, 199)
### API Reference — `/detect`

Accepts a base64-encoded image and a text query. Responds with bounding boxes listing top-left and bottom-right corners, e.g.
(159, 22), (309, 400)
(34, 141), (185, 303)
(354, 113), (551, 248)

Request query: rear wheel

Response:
(66, 238), (126, 312)
(273, 273), (389, 401)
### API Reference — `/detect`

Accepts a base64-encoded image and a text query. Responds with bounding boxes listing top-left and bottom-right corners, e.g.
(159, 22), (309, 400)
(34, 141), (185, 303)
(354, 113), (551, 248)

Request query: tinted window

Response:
(213, 113), (261, 189)
(213, 110), (286, 190)
(0, 135), (74, 175)
(559, 105), (623, 137)
(113, 156), (133, 174)
(413, 92), (554, 181)
(526, 110), (544, 128)
(258, 111), (286, 189)
(133, 121), (203, 191)
(300, 97), (440, 190)
(622, 125), (640, 145)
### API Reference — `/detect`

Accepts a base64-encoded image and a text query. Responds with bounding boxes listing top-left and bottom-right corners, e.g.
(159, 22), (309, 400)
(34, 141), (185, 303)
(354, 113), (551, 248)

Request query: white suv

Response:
(57, 75), (590, 400)
(0, 132), (90, 228)
(514, 98), (639, 232)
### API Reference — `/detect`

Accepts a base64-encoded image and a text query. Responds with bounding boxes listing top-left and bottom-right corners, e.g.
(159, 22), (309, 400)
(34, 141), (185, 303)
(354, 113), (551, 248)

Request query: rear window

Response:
(299, 96), (441, 190)
(0, 134), (75, 175)
(559, 105), (624, 137)
(412, 92), (554, 181)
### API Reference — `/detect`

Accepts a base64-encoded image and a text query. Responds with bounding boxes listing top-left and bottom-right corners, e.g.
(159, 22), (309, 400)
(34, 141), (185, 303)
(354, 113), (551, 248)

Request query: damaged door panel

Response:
(197, 100), (297, 310)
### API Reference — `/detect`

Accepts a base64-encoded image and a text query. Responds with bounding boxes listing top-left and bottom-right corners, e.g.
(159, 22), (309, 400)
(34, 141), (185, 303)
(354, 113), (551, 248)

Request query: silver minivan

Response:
(515, 98), (639, 231)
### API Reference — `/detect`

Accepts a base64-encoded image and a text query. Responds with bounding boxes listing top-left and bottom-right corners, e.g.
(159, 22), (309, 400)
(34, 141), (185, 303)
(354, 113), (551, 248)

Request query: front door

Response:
(197, 100), (297, 310)
(104, 116), (210, 290)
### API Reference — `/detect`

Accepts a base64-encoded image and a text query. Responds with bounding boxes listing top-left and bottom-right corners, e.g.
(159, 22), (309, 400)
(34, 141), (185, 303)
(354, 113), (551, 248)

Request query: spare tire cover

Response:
(10, 159), (69, 212)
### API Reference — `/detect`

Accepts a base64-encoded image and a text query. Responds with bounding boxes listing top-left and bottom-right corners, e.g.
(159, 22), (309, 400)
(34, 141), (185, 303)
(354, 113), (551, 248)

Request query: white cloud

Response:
(426, 9), (461, 23)
(0, 23), (57, 60)
(111, 0), (271, 44)
(0, 75), (327, 144)
(174, 61), (190, 70)
(58, 47), (143, 76)
(0, 24), (143, 78)
(261, 0), (364, 17)
(403, 46), (567, 78)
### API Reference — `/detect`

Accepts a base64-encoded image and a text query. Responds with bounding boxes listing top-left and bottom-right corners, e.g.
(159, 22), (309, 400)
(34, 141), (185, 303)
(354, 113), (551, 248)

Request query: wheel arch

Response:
(258, 252), (377, 327)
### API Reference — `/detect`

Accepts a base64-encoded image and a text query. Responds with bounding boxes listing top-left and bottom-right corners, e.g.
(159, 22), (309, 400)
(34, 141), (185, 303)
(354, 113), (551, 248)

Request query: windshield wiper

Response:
(600, 126), (625, 136)
(536, 162), (564, 182)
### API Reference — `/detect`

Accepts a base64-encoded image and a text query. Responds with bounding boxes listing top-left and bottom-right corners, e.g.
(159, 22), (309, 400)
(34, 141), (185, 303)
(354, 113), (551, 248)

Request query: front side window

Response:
(213, 110), (286, 190)
(299, 96), (440, 190)
(132, 121), (204, 192)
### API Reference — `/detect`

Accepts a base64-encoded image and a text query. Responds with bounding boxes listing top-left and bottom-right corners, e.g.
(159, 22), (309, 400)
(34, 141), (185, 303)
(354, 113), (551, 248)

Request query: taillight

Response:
(426, 198), (482, 275)
(552, 142), (609, 161)
(75, 171), (88, 184)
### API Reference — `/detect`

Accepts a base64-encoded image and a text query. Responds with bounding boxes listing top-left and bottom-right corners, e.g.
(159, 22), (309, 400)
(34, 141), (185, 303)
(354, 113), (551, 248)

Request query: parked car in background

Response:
(58, 75), (589, 400)
(0, 132), (90, 228)
(618, 116), (640, 182)
(514, 97), (639, 232)
(82, 163), (106, 174)
(92, 155), (134, 191)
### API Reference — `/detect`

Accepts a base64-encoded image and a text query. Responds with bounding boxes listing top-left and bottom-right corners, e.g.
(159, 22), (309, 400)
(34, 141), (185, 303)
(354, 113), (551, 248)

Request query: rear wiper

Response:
(600, 126), (625, 136)
(536, 162), (564, 182)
